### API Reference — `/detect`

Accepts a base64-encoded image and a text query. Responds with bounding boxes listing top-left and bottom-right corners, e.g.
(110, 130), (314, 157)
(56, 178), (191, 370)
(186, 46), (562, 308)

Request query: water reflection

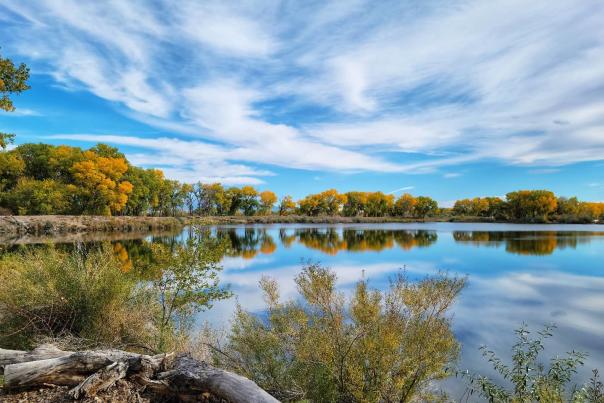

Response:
(215, 227), (438, 257)
(1, 223), (603, 399)
(452, 231), (600, 255)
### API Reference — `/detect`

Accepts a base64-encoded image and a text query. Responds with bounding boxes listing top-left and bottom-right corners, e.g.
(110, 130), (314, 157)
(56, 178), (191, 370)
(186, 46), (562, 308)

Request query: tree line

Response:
(2, 145), (603, 224)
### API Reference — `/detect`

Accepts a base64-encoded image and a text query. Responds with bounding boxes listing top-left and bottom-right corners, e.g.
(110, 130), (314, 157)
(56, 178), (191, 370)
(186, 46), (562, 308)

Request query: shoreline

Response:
(0, 215), (599, 239)
(0, 215), (186, 238)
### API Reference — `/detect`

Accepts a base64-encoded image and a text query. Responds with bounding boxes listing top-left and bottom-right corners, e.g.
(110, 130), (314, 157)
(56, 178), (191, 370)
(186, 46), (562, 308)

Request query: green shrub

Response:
(0, 245), (158, 350)
(461, 324), (604, 402)
(217, 263), (465, 402)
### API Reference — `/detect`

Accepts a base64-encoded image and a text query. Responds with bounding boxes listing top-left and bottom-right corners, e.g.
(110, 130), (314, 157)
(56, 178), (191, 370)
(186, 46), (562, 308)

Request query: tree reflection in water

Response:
(452, 231), (599, 255)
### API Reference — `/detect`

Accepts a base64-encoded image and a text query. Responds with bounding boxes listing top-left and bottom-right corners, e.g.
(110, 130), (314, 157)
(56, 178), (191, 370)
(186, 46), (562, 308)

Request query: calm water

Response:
(4, 222), (604, 398)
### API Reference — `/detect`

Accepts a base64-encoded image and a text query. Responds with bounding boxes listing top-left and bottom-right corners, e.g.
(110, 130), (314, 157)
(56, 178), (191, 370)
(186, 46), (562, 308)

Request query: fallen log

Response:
(0, 344), (72, 368)
(159, 354), (279, 403)
(1, 345), (279, 402)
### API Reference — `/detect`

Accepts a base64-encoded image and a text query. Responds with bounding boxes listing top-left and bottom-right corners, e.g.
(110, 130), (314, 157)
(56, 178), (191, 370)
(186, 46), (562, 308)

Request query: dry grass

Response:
(0, 215), (184, 237)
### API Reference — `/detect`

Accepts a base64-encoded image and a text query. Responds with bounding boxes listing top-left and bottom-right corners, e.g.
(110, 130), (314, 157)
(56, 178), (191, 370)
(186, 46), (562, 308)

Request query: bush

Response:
(0, 245), (159, 350)
(217, 263), (465, 402)
(461, 324), (604, 402)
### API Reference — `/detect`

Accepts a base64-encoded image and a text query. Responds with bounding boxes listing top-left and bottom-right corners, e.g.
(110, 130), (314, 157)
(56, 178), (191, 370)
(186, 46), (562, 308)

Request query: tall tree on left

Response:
(0, 50), (30, 149)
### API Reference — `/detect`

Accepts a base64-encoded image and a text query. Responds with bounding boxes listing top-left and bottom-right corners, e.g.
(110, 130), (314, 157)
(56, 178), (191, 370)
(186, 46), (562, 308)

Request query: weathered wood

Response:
(1, 345), (280, 402)
(159, 354), (280, 403)
(69, 360), (129, 399)
(0, 344), (72, 368)
(3, 350), (142, 388)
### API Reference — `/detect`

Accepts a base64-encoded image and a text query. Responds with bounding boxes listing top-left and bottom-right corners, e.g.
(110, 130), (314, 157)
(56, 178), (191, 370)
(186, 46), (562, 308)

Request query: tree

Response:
(0, 150), (24, 192)
(71, 151), (133, 215)
(145, 230), (232, 351)
(240, 186), (260, 216)
(299, 189), (347, 216)
(1, 50), (30, 149)
(414, 196), (438, 218)
(364, 192), (394, 217)
(182, 183), (195, 215)
(393, 193), (417, 217)
(0, 50), (30, 112)
(278, 195), (296, 215)
(259, 190), (277, 215)
(3, 178), (71, 215)
(506, 190), (558, 222)
(343, 192), (368, 217)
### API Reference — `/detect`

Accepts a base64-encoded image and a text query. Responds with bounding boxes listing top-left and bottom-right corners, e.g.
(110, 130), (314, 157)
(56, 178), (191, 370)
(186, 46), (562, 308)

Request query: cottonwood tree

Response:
(0, 50), (30, 148)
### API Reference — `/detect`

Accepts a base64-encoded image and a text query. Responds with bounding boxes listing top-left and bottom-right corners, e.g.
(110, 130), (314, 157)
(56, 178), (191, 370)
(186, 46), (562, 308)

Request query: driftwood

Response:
(0, 345), (279, 402)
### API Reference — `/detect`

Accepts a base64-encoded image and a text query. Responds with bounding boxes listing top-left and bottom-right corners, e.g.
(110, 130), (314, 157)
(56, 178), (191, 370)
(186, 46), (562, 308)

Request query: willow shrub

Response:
(462, 324), (604, 403)
(0, 245), (158, 351)
(219, 263), (465, 402)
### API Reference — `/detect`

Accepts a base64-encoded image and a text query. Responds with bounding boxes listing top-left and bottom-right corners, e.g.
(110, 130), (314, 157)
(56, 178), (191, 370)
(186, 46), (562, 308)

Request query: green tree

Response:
(3, 178), (72, 215)
(0, 50), (30, 112)
(0, 50), (30, 150)
(1, 50), (30, 149)
(414, 196), (438, 218)
(144, 230), (232, 351)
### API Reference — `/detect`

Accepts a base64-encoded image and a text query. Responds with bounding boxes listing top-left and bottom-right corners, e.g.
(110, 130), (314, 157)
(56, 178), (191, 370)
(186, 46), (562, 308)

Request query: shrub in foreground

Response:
(219, 263), (465, 402)
(0, 245), (158, 350)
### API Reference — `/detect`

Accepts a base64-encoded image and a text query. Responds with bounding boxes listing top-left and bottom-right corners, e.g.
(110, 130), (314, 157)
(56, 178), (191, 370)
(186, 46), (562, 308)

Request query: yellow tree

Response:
(278, 195), (297, 215)
(259, 190), (277, 215)
(394, 193), (417, 217)
(71, 150), (133, 215)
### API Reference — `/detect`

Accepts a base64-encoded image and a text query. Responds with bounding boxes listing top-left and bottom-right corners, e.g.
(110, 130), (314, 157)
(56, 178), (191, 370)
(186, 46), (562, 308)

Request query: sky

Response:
(0, 0), (603, 205)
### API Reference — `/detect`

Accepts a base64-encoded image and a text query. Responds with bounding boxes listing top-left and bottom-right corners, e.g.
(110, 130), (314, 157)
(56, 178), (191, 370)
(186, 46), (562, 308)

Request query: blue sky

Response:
(0, 0), (603, 205)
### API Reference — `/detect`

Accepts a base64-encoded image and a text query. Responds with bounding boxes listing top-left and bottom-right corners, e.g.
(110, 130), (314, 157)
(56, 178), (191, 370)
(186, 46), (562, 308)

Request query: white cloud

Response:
(387, 186), (414, 194)
(2, 0), (604, 181)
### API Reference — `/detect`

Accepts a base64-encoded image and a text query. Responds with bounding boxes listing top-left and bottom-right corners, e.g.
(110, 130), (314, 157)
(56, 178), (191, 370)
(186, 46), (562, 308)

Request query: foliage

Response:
(218, 263), (465, 402)
(278, 195), (297, 215)
(414, 196), (439, 218)
(506, 190), (558, 222)
(259, 190), (278, 215)
(2, 178), (72, 215)
(71, 150), (133, 215)
(393, 193), (417, 217)
(0, 50), (30, 150)
(298, 189), (348, 216)
(462, 324), (604, 403)
(0, 50), (30, 112)
(143, 229), (232, 351)
(0, 245), (158, 350)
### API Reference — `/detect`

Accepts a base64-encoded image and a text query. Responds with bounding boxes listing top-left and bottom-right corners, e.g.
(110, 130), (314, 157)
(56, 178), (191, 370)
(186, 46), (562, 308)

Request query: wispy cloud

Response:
(2, 0), (604, 183)
(387, 186), (414, 194)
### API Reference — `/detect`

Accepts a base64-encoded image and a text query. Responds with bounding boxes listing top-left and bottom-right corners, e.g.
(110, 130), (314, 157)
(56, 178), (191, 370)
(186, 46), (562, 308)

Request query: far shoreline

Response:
(0, 215), (600, 239)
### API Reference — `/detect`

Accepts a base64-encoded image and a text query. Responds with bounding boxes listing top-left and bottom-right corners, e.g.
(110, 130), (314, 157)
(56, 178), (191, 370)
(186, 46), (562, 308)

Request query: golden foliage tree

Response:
(71, 151), (133, 215)
(259, 190), (278, 215)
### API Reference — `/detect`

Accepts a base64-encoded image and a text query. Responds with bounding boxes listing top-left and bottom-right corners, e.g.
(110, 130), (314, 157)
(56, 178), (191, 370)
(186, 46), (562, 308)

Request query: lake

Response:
(4, 222), (604, 398)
